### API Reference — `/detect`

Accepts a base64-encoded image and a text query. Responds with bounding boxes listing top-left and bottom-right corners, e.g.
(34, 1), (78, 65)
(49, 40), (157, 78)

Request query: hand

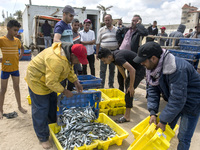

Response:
(137, 19), (142, 24)
(149, 115), (157, 125)
(96, 54), (99, 60)
(127, 86), (135, 97)
(63, 89), (73, 98)
(19, 54), (23, 60)
(156, 122), (166, 132)
(74, 80), (83, 93)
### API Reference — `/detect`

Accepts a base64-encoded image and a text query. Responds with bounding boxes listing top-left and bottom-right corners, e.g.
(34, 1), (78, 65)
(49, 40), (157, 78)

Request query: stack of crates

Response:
(49, 90), (129, 150)
(91, 88), (126, 116)
(77, 75), (102, 89)
(168, 38), (200, 69)
(128, 114), (179, 150)
(19, 49), (32, 61)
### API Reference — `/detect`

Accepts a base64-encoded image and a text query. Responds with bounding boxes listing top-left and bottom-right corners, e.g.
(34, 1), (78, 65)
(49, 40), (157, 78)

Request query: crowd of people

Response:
(0, 4), (200, 150)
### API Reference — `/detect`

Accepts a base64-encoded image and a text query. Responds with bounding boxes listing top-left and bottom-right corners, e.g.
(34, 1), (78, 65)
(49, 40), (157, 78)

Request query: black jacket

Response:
(146, 25), (158, 42)
(116, 24), (148, 53)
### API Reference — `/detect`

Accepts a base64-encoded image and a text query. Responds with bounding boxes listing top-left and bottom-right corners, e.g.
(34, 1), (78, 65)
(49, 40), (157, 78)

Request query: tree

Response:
(14, 10), (22, 21)
(97, 4), (113, 22)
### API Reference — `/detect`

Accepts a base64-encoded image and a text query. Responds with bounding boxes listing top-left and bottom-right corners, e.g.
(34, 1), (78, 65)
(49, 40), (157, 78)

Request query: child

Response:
(0, 20), (27, 119)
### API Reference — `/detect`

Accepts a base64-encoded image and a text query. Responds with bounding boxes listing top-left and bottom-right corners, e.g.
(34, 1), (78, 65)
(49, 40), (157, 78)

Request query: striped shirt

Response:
(0, 36), (21, 72)
(96, 26), (118, 50)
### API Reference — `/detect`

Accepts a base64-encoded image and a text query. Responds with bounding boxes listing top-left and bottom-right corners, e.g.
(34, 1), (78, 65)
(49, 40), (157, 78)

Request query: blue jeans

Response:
(28, 87), (57, 142)
(168, 112), (200, 150)
(44, 36), (52, 48)
(100, 61), (115, 88)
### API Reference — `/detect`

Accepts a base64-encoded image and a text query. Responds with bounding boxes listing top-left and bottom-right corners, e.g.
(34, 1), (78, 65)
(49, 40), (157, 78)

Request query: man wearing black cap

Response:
(54, 5), (76, 43)
(133, 42), (200, 150)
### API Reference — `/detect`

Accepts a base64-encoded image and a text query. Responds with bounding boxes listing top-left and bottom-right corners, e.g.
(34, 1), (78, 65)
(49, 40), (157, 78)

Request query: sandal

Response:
(3, 111), (18, 119)
(115, 116), (130, 123)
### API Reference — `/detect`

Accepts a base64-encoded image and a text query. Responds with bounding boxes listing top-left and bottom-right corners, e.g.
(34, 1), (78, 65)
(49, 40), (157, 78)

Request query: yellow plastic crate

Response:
(26, 95), (31, 105)
(96, 88), (125, 108)
(99, 107), (110, 115)
(49, 123), (99, 150)
(108, 107), (126, 116)
(49, 113), (129, 150)
(94, 113), (129, 150)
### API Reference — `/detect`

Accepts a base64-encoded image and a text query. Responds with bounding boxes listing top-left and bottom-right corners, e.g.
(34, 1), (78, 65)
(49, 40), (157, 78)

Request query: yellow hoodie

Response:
(25, 42), (77, 95)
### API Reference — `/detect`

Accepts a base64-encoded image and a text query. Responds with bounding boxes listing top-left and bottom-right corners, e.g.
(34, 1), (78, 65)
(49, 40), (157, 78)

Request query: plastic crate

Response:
(26, 95), (31, 105)
(77, 75), (102, 89)
(180, 45), (200, 51)
(49, 123), (99, 150)
(131, 114), (178, 140)
(49, 113), (129, 150)
(179, 38), (200, 46)
(96, 89), (125, 108)
(108, 107), (126, 116)
(57, 90), (101, 126)
(168, 49), (200, 60)
(99, 106), (110, 115)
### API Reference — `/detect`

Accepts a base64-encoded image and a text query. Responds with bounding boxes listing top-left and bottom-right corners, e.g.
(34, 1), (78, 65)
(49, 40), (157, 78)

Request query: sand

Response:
(0, 55), (200, 150)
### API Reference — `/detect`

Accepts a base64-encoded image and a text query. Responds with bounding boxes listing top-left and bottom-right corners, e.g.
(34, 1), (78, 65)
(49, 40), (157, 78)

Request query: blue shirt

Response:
(54, 20), (73, 43)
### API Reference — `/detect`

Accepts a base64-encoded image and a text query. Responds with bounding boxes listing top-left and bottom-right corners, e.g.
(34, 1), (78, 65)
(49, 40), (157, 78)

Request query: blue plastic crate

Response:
(20, 55), (31, 61)
(180, 45), (200, 51)
(169, 49), (200, 60)
(77, 75), (102, 89)
(57, 90), (101, 126)
(179, 38), (200, 46)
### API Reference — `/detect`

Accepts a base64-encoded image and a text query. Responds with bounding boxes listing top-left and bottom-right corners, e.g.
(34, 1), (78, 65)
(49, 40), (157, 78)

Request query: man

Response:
(116, 14), (148, 91)
(98, 48), (145, 123)
(53, 5), (75, 43)
(96, 14), (119, 88)
(190, 25), (200, 38)
(72, 18), (82, 75)
(41, 20), (52, 48)
(146, 21), (158, 42)
(80, 19), (96, 76)
(117, 19), (125, 28)
(184, 28), (193, 38)
(25, 42), (88, 149)
(166, 24), (186, 46)
(157, 26), (168, 46)
(79, 22), (84, 31)
(133, 42), (200, 150)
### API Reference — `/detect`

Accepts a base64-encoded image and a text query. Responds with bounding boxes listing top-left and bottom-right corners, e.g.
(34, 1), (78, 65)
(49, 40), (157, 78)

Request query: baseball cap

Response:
(160, 26), (166, 30)
(133, 42), (163, 64)
(84, 19), (91, 24)
(71, 44), (88, 65)
(62, 5), (76, 16)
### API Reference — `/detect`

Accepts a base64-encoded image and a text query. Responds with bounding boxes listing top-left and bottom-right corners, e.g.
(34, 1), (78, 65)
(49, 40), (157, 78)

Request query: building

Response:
(22, 4), (100, 47)
(181, 3), (200, 29)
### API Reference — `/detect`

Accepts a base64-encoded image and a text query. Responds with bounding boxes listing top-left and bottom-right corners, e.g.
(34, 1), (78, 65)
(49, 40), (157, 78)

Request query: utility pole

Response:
(29, 0), (32, 5)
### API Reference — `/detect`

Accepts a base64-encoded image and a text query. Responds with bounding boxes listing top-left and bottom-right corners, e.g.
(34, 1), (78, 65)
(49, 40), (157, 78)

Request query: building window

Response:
(187, 20), (190, 23)
(188, 15), (191, 17)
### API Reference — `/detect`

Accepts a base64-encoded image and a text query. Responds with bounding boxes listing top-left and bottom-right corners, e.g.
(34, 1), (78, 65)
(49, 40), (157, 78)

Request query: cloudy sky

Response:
(0, 0), (200, 25)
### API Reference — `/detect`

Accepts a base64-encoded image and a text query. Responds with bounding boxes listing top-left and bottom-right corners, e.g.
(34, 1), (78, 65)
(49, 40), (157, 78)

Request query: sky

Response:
(0, 0), (200, 25)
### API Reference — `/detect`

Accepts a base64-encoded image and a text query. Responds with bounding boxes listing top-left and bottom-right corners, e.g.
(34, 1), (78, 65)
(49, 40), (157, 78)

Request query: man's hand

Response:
(127, 86), (135, 97)
(149, 115), (157, 125)
(96, 54), (99, 60)
(74, 80), (83, 93)
(63, 89), (73, 98)
(156, 122), (166, 132)
(137, 19), (142, 24)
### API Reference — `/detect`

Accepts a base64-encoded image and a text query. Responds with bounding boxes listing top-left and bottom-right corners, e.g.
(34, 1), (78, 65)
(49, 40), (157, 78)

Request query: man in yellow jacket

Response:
(25, 42), (88, 149)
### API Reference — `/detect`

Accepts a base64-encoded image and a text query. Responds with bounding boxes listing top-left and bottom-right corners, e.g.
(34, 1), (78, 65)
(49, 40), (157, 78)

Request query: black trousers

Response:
(82, 54), (95, 76)
(124, 67), (146, 108)
(118, 68), (125, 92)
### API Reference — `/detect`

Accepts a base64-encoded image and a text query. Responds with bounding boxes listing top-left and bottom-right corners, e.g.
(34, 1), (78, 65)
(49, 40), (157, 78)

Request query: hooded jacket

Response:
(25, 42), (77, 95)
(147, 52), (200, 124)
(166, 24), (186, 46)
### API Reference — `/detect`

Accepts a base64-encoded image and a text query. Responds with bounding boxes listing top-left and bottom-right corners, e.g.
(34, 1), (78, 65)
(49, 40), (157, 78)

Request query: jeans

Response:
(44, 36), (52, 48)
(100, 61), (115, 88)
(82, 54), (95, 76)
(28, 87), (57, 142)
(167, 112), (200, 150)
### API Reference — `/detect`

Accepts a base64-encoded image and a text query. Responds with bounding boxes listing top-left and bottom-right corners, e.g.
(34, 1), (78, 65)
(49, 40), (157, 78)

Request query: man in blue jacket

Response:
(133, 42), (200, 150)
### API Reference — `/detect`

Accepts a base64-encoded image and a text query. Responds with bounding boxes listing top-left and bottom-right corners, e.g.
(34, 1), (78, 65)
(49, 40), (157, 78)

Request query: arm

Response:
(96, 44), (100, 60)
(81, 39), (95, 45)
(19, 45), (24, 60)
(122, 62), (136, 97)
(136, 24), (148, 36)
(117, 65), (126, 79)
(53, 33), (62, 42)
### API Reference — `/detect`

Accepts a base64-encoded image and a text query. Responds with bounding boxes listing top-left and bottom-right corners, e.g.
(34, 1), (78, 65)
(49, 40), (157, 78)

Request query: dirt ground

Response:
(0, 56), (200, 150)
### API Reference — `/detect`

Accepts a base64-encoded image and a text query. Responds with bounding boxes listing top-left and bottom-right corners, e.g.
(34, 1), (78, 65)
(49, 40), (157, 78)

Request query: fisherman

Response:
(133, 42), (200, 150)
(25, 42), (88, 149)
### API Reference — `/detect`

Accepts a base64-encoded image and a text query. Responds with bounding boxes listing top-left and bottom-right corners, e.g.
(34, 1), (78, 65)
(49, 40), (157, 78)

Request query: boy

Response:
(98, 48), (145, 123)
(0, 20), (27, 119)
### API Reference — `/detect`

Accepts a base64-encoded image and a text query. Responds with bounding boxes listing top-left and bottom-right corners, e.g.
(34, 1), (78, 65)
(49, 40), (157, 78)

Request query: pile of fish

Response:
(56, 106), (116, 150)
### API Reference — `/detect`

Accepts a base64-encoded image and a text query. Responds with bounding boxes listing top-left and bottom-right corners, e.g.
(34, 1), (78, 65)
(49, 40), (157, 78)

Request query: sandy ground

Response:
(0, 56), (200, 150)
